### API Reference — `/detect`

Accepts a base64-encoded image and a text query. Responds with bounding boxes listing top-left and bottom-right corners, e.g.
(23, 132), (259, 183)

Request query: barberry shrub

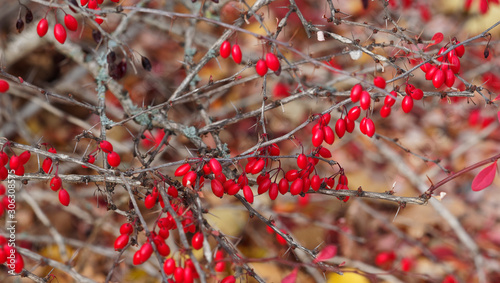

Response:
(0, 0), (499, 282)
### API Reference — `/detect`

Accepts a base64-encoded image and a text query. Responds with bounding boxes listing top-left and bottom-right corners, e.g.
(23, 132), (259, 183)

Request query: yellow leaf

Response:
(327, 269), (370, 283)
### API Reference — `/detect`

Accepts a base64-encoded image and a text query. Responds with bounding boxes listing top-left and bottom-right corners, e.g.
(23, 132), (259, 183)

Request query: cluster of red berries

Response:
(421, 39), (464, 89)
(114, 197), (227, 282)
(42, 140), (120, 207)
(255, 53), (281, 77)
(219, 41), (282, 77)
(311, 113), (335, 147)
(37, 13), (78, 44)
(49, 174), (70, 206)
(0, 235), (24, 274)
(0, 150), (31, 180)
(348, 82), (379, 138)
(79, 0), (118, 24)
(175, 141), (353, 204)
(99, 141), (121, 167)
(219, 41), (242, 64)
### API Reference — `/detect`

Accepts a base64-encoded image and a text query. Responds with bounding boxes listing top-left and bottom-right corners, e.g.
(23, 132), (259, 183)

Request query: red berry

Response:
(174, 267), (184, 282)
(400, 257), (413, 272)
(192, 231), (204, 250)
(405, 84), (415, 95)
(320, 113), (331, 126)
(278, 178), (289, 194)
(166, 185), (178, 198)
(285, 169), (299, 182)
(88, 0), (98, 9)
(243, 185), (254, 203)
(318, 147), (332, 158)
(227, 182), (240, 195)
(350, 84), (363, 103)
(265, 53), (280, 72)
(144, 194), (156, 209)
(251, 158), (266, 174)
(273, 82), (290, 98)
(209, 158), (222, 176)
(231, 44), (242, 64)
(359, 91), (371, 110)
(302, 177), (311, 193)
(211, 179), (224, 198)
(182, 171), (197, 187)
(37, 18), (49, 37)
(0, 152), (8, 166)
(42, 158), (53, 174)
(100, 140), (113, 153)
(245, 159), (257, 174)
(436, 47), (446, 62)
(9, 156), (20, 170)
(420, 62), (432, 73)
(364, 118), (375, 137)
(410, 88), (424, 100)
(348, 106), (361, 121)
(375, 251), (396, 267)
(311, 174), (321, 191)
(268, 183), (279, 200)
(220, 41), (231, 58)
(449, 55), (460, 74)
(311, 127), (324, 147)
(0, 167), (7, 181)
(156, 241), (171, 257)
(380, 105), (391, 118)
(402, 95), (414, 113)
(373, 76), (386, 89)
(64, 14), (78, 31)
(432, 69), (445, 88)
(50, 176), (62, 191)
(58, 188), (70, 206)
(445, 69), (455, 87)
(12, 252), (24, 274)
(255, 59), (268, 76)
(175, 163), (191, 177)
(335, 119), (346, 138)
(323, 126), (335, 145)
(14, 165), (25, 176)
(114, 234), (129, 251)
(139, 242), (153, 262)
(455, 41), (465, 57)
(385, 91), (397, 106)
(290, 178), (303, 195)
(201, 163), (211, 175)
(120, 223), (133, 235)
(344, 117), (355, 133)
(107, 151), (121, 167)
(54, 23), (67, 44)
(184, 266), (194, 283)
(297, 154), (307, 170)
(81, 0), (89, 5)
(359, 117), (367, 135)
(425, 65), (438, 80)
(163, 258), (176, 275)
(18, 151), (31, 164)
